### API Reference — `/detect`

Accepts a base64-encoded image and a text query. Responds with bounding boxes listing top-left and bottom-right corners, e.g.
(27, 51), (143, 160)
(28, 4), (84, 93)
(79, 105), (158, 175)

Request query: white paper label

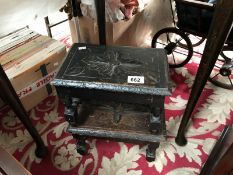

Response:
(78, 46), (86, 50)
(127, 76), (144, 84)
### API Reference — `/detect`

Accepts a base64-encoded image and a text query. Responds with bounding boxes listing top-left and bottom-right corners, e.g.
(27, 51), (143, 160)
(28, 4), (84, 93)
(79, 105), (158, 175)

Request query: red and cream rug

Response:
(1, 30), (233, 175)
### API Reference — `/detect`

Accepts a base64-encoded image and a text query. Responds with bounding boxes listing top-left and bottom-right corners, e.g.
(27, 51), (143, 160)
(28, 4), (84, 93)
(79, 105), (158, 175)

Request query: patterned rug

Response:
(1, 30), (233, 175)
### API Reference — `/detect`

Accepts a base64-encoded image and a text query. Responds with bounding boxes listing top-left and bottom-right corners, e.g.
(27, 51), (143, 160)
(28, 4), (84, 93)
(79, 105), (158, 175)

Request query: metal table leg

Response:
(95, 0), (106, 45)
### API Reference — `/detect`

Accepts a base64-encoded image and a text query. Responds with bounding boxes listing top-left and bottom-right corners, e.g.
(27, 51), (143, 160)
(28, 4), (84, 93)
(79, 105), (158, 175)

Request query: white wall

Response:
(0, 0), (66, 36)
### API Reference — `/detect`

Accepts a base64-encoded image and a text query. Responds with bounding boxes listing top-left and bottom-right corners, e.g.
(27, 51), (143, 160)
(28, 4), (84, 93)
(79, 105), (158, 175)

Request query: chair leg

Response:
(44, 16), (52, 38)
(0, 65), (48, 158)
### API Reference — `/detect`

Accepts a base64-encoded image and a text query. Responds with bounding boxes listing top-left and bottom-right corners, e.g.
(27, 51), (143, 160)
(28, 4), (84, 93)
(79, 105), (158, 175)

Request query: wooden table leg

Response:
(149, 106), (162, 134)
(64, 97), (80, 125)
(200, 125), (233, 175)
(73, 134), (87, 155)
(175, 0), (233, 146)
(146, 142), (160, 162)
(0, 65), (48, 158)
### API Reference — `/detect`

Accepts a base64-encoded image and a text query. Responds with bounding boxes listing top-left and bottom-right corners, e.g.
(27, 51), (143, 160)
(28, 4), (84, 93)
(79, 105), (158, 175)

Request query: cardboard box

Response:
(0, 28), (67, 111)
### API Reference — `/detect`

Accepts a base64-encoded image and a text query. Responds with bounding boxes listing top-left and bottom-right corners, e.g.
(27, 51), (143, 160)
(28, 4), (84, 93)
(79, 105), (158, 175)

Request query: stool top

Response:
(52, 43), (171, 96)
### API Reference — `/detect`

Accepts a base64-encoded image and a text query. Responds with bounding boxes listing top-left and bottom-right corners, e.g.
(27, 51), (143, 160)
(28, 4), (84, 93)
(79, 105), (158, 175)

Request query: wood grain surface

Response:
(0, 147), (31, 175)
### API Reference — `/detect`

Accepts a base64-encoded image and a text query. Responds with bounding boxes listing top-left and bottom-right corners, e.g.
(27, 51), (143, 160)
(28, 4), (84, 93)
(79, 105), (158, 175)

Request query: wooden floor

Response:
(0, 147), (31, 175)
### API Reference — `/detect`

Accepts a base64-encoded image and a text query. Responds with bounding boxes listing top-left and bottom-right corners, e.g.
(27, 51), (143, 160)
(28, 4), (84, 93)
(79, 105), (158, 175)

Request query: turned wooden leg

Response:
(200, 126), (232, 175)
(64, 97), (80, 125)
(149, 107), (162, 134)
(113, 103), (123, 124)
(73, 134), (87, 155)
(175, 0), (233, 146)
(0, 65), (48, 158)
(146, 142), (160, 162)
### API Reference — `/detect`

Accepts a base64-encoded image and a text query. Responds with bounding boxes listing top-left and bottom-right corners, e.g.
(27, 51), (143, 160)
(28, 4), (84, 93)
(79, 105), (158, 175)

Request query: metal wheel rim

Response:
(151, 27), (193, 68)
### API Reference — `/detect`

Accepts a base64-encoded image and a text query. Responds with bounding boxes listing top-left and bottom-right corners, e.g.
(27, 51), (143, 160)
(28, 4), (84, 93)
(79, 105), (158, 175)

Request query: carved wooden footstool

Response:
(52, 43), (171, 161)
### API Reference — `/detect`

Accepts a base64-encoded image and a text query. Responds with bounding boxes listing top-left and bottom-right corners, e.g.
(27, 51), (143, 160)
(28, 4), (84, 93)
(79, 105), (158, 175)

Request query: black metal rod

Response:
(71, 0), (78, 17)
(49, 19), (68, 28)
(95, 0), (106, 45)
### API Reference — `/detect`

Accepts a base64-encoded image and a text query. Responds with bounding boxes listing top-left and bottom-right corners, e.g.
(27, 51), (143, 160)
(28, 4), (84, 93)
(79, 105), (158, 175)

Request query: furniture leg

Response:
(149, 107), (162, 134)
(113, 103), (123, 123)
(44, 16), (52, 38)
(95, 0), (106, 45)
(211, 142), (233, 175)
(73, 134), (87, 155)
(175, 0), (233, 146)
(64, 97), (80, 125)
(200, 125), (232, 175)
(146, 142), (160, 162)
(0, 65), (48, 158)
(44, 16), (69, 38)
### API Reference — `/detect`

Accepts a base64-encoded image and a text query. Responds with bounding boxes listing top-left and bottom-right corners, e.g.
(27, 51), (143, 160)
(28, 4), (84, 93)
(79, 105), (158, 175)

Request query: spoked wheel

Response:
(179, 34), (205, 48)
(208, 47), (233, 89)
(151, 27), (193, 68)
(220, 45), (233, 60)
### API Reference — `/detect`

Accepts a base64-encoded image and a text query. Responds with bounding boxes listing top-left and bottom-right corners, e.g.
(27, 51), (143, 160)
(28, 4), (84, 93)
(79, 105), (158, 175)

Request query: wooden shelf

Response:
(67, 104), (166, 143)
